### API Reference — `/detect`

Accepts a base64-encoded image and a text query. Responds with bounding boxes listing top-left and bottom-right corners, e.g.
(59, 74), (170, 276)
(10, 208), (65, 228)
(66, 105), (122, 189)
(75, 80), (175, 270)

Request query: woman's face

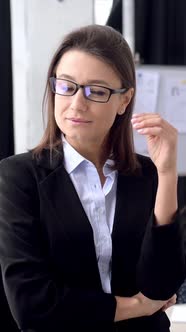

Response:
(54, 49), (132, 148)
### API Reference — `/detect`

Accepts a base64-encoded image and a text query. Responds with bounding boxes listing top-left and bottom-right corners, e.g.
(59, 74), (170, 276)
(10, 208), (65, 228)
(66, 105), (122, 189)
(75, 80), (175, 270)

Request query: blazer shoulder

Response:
(0, 149), (65, 185)
(0, 152), (41, 194)
(0, 152), (34, 176)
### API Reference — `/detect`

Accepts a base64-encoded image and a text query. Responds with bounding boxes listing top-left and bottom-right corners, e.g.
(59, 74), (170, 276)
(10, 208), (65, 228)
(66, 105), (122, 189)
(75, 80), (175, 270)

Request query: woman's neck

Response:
(65, 137), (106, 170)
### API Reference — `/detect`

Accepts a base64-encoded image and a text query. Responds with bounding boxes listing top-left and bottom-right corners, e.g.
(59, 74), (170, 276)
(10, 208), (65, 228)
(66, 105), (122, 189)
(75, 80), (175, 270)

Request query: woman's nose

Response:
(70, 88), (88, 111)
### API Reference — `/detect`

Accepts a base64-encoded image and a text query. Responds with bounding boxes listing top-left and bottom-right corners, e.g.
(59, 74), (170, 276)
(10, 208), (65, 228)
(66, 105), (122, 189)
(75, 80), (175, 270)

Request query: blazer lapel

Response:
(36, 148), (102, 287)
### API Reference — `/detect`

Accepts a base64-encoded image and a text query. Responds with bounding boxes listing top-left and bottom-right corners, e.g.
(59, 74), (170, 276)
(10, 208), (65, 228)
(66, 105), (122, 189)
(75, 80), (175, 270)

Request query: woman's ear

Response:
(118, 88), (134, 115)
(123, 88), (134, 106)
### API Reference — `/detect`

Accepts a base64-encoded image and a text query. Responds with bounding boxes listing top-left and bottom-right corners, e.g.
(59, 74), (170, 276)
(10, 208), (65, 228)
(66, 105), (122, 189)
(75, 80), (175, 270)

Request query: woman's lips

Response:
(67, 118), (92, 123)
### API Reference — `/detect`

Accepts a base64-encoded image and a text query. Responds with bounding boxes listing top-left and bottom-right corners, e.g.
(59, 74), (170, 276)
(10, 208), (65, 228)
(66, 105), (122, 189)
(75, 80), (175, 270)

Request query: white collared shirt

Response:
(62, 137), (117, 293)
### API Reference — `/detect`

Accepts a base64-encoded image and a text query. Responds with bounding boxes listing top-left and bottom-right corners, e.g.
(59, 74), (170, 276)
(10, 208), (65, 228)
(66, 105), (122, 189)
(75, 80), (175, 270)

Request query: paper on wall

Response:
(133, 69), (160, 155)
(164, 78), (186, 133)
(133, 69), (160, 114)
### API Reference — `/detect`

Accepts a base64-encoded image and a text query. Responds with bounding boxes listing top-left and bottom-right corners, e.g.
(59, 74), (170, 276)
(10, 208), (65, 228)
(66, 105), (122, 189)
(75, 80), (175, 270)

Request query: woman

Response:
(0, 24), (185, 332)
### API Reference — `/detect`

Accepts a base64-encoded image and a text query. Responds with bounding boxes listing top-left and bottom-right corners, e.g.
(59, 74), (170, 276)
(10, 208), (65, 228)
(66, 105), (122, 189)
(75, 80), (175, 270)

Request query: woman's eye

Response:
(90, 89), (106, 96)
(57, 84), (74, 94)
(65, 86), (74, 92)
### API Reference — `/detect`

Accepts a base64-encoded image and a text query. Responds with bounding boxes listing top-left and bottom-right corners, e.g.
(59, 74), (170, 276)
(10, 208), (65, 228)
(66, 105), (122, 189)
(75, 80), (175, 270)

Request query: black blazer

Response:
(0, 270), (19, 331)
(0, 150), (185, 332)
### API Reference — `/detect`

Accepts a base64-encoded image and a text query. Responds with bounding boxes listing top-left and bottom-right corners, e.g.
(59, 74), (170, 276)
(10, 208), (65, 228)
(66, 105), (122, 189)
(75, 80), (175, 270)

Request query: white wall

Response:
(94, 0), (113, 25)
(10, 0), (94, 153)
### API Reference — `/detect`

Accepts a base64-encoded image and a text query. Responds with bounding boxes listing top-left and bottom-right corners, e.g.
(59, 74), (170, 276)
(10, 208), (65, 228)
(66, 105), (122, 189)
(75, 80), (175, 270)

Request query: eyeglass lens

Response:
(54, 79), (110, 102)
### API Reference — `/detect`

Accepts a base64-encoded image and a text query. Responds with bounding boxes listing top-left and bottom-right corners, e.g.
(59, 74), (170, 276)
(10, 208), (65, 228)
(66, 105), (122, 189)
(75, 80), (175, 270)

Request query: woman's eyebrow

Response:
(57, 73), (74, 80)
(56, 73), (110, 87)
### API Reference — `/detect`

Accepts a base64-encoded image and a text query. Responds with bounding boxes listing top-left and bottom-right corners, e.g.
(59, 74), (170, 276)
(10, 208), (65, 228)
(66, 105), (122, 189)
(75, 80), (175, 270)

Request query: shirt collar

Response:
(62, 135), (116, 177)
(62, 135), (85, 174)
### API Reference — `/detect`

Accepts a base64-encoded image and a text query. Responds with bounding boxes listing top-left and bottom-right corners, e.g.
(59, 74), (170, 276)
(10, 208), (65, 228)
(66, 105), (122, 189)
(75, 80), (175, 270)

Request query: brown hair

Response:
(33, 24), (139, 174)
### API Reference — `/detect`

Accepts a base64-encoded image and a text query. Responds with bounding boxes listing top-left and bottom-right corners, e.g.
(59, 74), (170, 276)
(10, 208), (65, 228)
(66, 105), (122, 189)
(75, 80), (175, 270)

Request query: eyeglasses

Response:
(49, 77), (128, 103)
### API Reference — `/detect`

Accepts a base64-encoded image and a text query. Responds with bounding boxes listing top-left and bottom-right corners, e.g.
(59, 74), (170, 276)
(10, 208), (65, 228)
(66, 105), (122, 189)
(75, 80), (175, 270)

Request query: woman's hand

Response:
(132, 292), (177, 316)
(161, 294), (177, 311)
(114, 292), (177, 321)
(131, 113), (178, 174)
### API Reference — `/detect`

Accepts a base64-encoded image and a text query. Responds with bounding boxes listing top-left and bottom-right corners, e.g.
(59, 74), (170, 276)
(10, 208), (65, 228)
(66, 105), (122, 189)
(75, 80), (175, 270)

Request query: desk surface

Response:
(170, 323), (186, 332)
(166, 305), (186, 332)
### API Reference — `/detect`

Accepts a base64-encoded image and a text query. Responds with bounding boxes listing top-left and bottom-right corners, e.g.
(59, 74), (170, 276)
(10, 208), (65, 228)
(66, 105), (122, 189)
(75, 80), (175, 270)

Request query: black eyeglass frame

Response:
(49, 77), (129, 103)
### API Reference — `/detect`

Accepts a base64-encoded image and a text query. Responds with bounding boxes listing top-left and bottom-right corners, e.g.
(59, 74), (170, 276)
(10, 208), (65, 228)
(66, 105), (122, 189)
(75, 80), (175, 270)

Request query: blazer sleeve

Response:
(136, 168), (186, 300)
(0, 156), (116, 331)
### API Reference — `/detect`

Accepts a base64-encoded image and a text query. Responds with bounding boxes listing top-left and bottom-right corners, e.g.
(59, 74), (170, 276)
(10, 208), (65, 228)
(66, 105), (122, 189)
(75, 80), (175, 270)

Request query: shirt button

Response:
(100, 207), (104, 214)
